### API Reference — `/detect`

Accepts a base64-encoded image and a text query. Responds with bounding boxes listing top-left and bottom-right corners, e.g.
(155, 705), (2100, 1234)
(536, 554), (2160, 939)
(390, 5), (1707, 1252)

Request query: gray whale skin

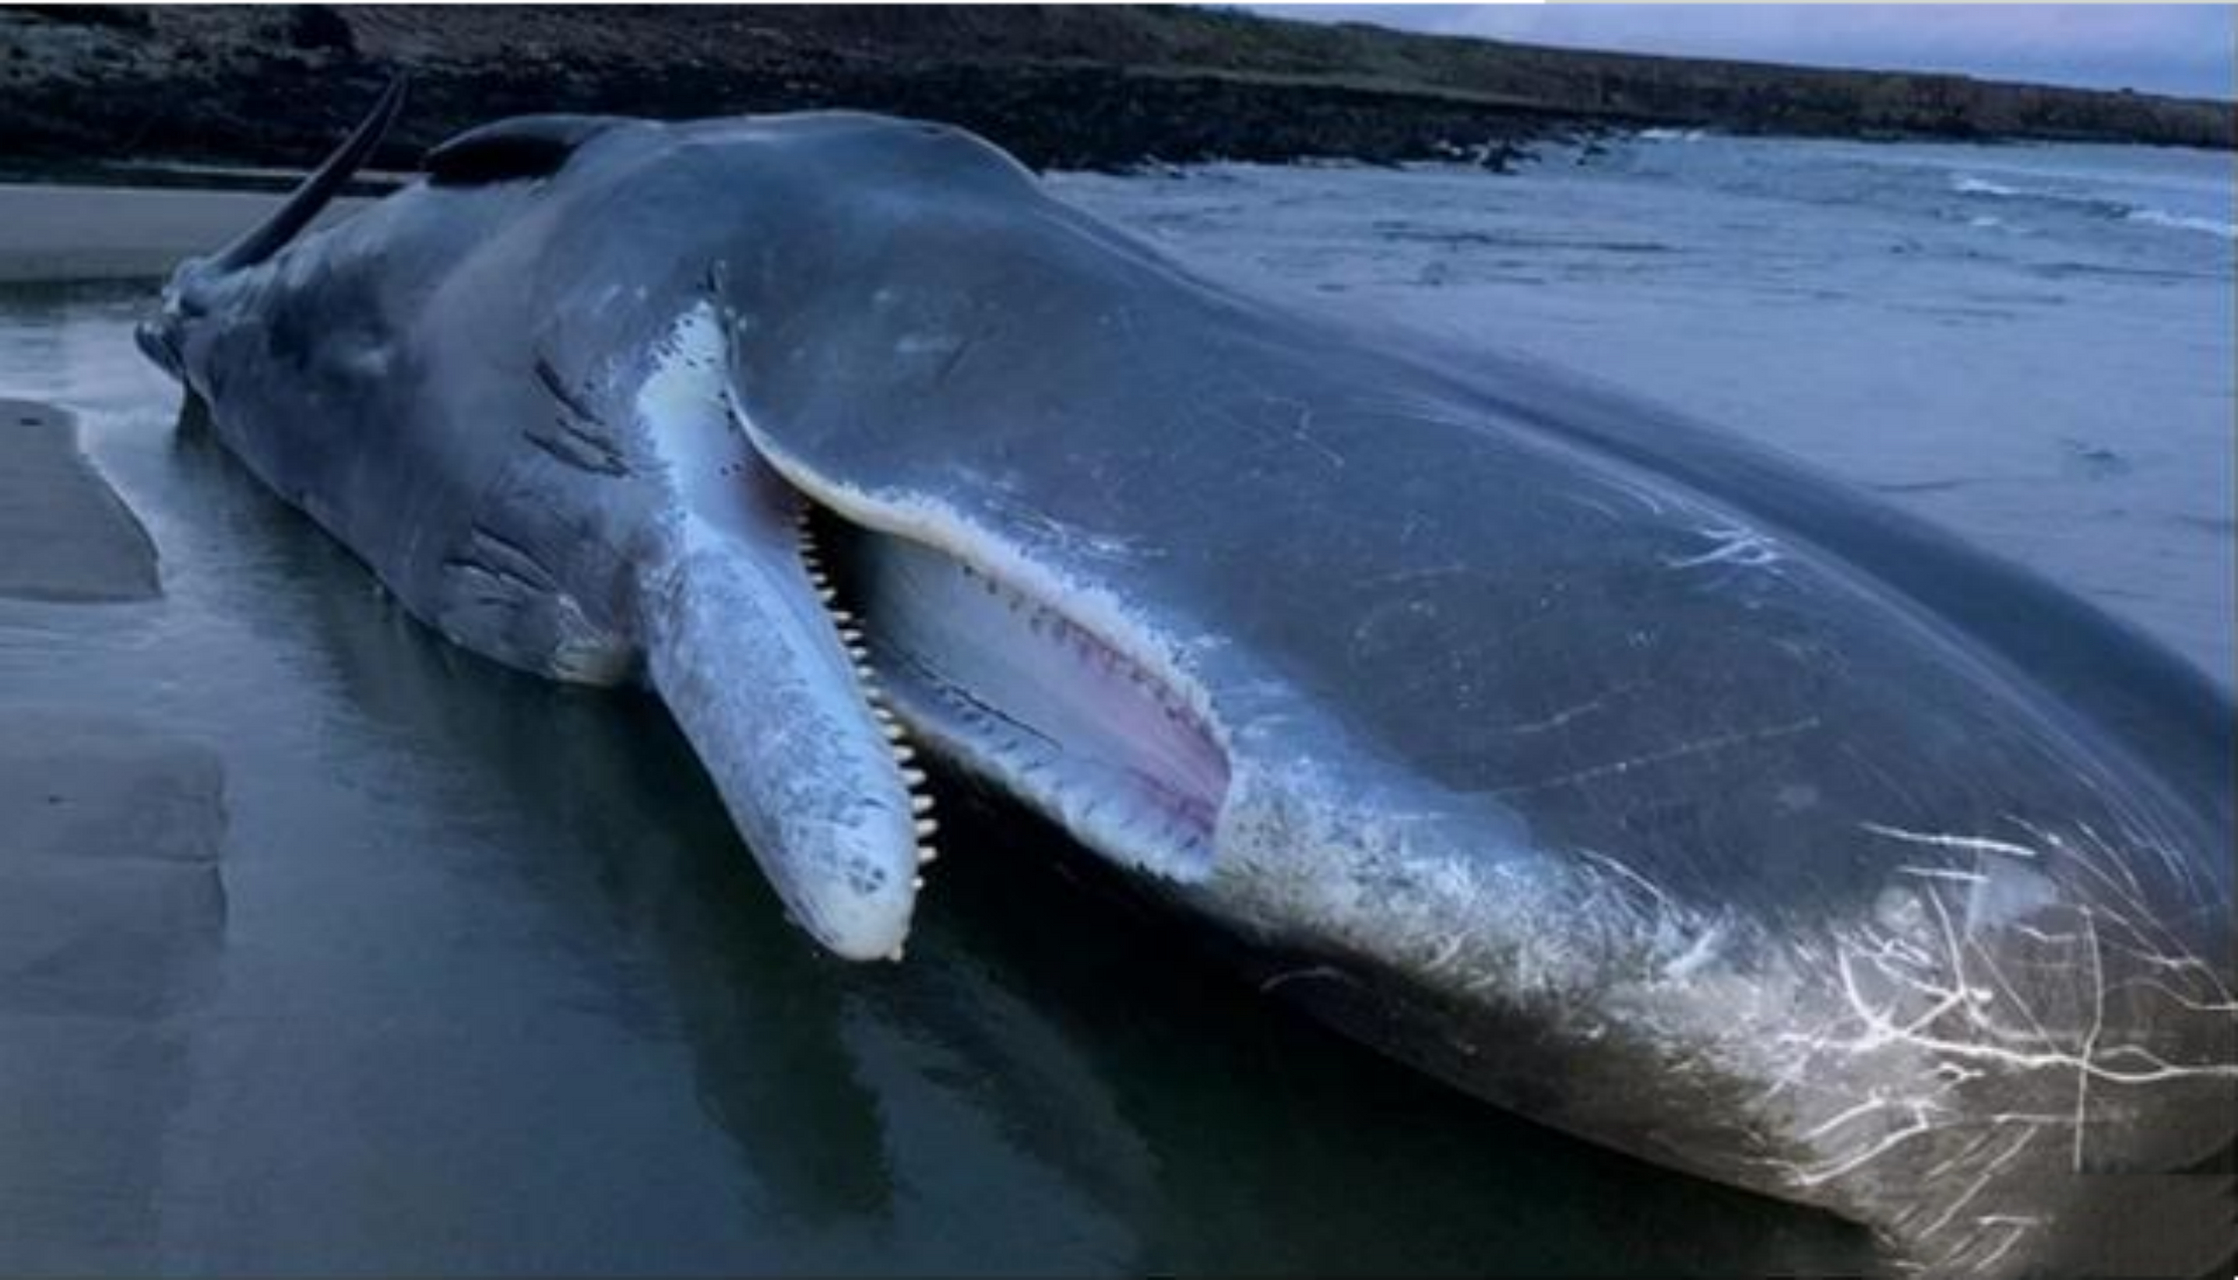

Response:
(139, 83), (2234, 1277)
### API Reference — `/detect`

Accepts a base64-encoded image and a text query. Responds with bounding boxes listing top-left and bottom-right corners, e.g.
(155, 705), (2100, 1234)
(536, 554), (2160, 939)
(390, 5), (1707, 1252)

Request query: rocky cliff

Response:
(3, 4), (2230, 180)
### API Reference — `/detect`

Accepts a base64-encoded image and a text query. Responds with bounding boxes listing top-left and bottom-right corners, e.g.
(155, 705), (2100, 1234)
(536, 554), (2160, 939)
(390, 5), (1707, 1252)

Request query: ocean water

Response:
(0, 132), (2228, 1274)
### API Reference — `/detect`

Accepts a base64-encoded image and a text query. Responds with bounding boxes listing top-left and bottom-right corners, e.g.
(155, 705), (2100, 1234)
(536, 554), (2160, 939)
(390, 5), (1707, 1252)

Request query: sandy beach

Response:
(0, 398), (158, 600)
(0, 710), (226, 1273)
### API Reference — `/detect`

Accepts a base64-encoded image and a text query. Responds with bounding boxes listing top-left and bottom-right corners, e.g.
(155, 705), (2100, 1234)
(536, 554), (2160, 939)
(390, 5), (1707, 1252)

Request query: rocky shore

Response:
(3, 5), (2231, 183)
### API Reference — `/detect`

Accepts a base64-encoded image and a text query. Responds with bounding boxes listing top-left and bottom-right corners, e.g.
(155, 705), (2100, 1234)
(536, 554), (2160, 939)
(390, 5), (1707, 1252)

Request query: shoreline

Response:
(0, 183), (371, 283)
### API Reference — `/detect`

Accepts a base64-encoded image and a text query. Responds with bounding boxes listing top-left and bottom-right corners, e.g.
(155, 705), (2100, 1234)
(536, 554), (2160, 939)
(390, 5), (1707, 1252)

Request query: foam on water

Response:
(2124, 206), (2238, 240)
(1952, 168), (2237, 241)
(1953, 175), (2022, 197)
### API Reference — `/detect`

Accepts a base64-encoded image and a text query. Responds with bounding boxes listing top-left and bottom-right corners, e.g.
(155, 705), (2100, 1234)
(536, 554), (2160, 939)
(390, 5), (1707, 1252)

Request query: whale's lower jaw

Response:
(806, 506), (1231, 888)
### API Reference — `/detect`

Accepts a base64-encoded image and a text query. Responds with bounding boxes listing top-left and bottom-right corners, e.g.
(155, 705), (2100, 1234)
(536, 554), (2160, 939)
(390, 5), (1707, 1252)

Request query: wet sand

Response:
(0, 371), (222, 1269)
(0, 711), (227, 1019)
(0, 712), (226, 1274)
(0, 398), (159, 601)
(0, 183), (366, 283)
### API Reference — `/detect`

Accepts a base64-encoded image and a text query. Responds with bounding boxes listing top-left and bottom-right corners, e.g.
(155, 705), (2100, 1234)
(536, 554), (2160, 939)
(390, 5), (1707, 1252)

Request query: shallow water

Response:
(1, 131), (2229, 1274)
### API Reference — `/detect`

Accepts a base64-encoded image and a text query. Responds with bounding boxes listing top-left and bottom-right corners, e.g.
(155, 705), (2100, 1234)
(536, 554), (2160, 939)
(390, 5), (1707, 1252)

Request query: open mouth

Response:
(642, 303), (1229, 957)
(796, 498), (1230, 886)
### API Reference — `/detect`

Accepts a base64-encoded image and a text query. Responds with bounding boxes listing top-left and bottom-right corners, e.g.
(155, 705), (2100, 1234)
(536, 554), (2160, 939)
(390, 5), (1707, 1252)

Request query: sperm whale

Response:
(140, 86), (2235, 1275)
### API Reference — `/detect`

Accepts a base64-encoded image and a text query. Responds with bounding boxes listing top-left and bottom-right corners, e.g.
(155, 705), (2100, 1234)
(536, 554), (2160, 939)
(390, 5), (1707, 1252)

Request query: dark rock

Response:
(4, 6), (152, 33)
(282, 5), (354, 56)
(0, 5), (2226, 181)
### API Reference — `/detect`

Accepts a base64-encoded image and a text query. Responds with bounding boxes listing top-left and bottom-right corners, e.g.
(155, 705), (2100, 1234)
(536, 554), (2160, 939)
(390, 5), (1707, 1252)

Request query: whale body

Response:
(139, 86), (2235, 1275)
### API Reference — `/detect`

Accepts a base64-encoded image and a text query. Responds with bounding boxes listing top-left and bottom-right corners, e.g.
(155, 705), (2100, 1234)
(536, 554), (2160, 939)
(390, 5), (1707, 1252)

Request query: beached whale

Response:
(138, 84), (2234, 1275)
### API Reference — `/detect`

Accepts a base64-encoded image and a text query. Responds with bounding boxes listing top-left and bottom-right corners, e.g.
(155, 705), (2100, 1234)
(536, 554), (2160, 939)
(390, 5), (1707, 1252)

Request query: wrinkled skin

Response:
(141, 102), (2235, 1276)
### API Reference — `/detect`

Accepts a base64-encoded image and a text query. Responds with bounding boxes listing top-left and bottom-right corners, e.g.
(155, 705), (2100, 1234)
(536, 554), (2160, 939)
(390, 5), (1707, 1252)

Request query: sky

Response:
(1244, 5), (2238, 100)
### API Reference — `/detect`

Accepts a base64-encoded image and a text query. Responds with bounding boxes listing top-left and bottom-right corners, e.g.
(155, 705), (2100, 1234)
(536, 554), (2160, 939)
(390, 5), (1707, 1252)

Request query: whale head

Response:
(139, 78), (409, 387)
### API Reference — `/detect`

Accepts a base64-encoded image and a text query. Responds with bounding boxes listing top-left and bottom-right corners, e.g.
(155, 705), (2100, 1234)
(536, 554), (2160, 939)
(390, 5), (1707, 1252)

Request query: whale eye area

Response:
(801, 502), (1227, 883)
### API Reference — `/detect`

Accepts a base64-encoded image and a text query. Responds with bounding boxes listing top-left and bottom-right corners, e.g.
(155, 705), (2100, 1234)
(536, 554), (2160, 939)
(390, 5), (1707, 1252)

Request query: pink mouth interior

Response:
(817, 516), (1228, 881)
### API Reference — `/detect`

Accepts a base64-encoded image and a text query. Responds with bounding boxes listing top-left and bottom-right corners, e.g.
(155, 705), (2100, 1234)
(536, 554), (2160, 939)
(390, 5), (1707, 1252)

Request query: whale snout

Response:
(135, 318), (181, 379)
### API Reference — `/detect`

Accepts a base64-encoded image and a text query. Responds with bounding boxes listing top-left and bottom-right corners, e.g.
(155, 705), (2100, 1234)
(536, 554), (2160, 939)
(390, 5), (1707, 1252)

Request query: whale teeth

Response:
(798, 499), (943, 915)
